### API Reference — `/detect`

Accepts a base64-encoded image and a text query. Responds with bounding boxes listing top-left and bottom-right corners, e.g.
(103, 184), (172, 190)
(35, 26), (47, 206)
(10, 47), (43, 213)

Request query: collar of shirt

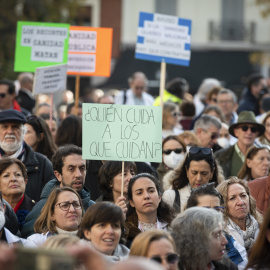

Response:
(234, 143), (245, 162)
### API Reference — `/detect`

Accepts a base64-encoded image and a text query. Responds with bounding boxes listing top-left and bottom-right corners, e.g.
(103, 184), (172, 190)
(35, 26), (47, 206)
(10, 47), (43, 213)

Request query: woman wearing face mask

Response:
(163, 147), (224, 213)
(157, 135), (186, 189)
(162, 102), (182, 138)
(97, 161), (136, 217)
(77, 202), (129, 263)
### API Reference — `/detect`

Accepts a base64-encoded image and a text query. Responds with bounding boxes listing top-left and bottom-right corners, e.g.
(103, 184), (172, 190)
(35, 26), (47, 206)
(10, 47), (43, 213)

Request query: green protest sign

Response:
(14, 21), (70, 72)
(82, 104), (162, 162)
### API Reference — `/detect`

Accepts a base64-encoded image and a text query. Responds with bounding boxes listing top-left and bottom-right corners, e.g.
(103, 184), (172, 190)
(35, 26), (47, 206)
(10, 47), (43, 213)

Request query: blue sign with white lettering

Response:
(135, 12), (192, 66)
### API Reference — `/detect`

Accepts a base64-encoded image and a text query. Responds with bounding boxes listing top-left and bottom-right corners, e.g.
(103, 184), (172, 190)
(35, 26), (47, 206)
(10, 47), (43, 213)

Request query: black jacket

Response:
(21, 179), (95, 238)
(23, 143), (55, 202)
(237, 89), (259, 116)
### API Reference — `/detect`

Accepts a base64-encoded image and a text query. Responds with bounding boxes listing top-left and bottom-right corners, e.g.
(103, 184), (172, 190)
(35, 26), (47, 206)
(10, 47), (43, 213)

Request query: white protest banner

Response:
(135, 12), (192, 66)
(33, 64), (67, 94)
(82, 103), (162, 163)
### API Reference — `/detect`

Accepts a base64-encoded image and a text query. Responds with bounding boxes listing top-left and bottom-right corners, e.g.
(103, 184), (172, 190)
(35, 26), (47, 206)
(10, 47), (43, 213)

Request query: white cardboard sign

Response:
(33, 64), (67, 94)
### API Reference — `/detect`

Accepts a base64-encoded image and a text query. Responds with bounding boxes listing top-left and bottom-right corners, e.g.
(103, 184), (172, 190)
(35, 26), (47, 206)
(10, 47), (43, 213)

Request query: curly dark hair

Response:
(127, 173), (175, 225)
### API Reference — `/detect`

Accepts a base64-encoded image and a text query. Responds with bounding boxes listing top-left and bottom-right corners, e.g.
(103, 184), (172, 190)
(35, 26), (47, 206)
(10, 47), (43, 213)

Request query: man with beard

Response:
(0, 110), (54, 202)
(0, 192), (35, 246)
(21, 144), (95, 238)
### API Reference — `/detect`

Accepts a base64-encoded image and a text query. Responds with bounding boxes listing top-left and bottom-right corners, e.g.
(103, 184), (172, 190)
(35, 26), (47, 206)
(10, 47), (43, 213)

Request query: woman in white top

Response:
(163, 147), (224, 213)
(27, 187), (83, 246)
(125, 173), (175, 247)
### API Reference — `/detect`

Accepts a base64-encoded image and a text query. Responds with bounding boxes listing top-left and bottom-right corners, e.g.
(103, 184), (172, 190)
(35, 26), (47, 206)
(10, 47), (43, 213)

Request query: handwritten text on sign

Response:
(82, 104), (162, 162)
(33, 64), (67, 95)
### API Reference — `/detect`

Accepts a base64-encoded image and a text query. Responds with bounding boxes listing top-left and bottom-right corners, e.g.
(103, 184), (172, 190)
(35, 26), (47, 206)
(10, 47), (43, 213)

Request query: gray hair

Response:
(194, 114), (222, 133)
(198, 78), (221, 102)
(217, 89), (237, 103)
(128, 72), (149, 88)
(171, 207), (223, 269)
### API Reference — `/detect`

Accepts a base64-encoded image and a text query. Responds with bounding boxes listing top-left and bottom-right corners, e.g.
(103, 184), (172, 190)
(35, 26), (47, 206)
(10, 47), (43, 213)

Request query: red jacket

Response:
(248, 175), (270, 215)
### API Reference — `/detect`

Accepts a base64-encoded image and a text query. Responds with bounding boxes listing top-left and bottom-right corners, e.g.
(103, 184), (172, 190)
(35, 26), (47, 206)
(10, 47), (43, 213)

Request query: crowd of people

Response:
(0, 71), (270, 270)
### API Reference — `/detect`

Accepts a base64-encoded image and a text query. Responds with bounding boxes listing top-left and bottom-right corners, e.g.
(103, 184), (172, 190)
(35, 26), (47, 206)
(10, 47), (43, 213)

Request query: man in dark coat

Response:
(22, 144), (95, 238)
(215, 111), (265, 178)
(0, 110), (54, 202)
(237, 73), (267, 116)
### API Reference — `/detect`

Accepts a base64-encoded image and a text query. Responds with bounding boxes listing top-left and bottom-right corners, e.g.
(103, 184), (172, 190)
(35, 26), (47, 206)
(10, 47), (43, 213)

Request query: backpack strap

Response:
(173, 189), (181, 213)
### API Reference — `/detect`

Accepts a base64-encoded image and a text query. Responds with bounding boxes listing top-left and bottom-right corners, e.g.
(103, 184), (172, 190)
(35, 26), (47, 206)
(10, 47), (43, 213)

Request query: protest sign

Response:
(15, 21), (69, 72)
(82, 104), (162, 163)
(68, 26), (113, 77)
(33, 64), (67, 94)
(135, 12), (192, 66)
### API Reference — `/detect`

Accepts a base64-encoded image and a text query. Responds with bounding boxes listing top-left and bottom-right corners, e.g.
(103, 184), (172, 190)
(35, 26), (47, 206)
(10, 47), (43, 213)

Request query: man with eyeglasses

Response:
(193, 114), (222, 149)
(215, 111), (265, 178)
(114, 72), (154, 106)
(22, 144), (95, 238)
(0, 110), (54, 202)
(216, 89), (238, 126)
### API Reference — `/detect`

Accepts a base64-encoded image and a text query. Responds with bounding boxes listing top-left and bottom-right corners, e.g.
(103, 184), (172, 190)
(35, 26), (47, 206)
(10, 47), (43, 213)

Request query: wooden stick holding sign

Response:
(121, 161), (125, 197)
(74, 74), (80, 116)
(159, 60), (166, 110)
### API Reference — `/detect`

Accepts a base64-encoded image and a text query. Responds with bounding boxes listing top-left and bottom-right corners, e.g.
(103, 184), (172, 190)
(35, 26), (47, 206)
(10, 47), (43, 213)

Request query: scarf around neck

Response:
(0, 142), (26, 161)
(228, 214), (259, 251)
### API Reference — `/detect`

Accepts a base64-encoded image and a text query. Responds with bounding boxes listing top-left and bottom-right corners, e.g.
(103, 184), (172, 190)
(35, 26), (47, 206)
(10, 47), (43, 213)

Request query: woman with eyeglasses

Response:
(24, 115), (57, 161)
(157, 135), (186, 189)
(27, 187), (83, 246)
(125, 173), (175, 247)
(217, 177), (262, 255)
(162, 102), (182, 139)
(237, 145), (270, 181)
(130, 230), (178, 270)
(163, 146), (224, 213)
(186, 183), (248, 269)
(0, 158), (35, 232)
(77, 202), (129, 263)
(171, 207), (238, 270)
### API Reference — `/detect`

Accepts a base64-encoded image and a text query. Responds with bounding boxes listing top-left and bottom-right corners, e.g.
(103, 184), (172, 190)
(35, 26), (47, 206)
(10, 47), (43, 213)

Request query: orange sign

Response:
(67, 26), (113, 77)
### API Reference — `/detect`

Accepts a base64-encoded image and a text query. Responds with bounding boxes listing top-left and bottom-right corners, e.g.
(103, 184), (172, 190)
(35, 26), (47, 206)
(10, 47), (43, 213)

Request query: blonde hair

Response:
(216, 177), (262, 225)
(43, 235), (80, 250)
(130, 230), (176, 257)
(34, 187), (83, 234)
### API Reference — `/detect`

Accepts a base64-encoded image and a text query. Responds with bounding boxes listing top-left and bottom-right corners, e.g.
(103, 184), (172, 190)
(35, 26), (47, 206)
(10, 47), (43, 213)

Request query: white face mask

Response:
(217, 137), (230, 149)
(164, 152), (185, 169)
(0, 211), (5, 231)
